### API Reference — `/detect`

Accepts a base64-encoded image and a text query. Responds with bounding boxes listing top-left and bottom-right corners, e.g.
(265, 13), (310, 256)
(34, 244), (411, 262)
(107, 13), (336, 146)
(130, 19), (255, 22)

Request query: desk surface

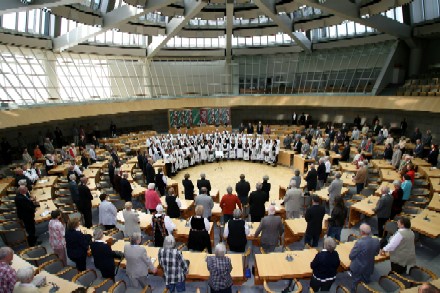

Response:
(380, 169), (401, 182)
(285, 215), (329, 236)
(350, 196), (379, 217)
(31, 187), (52, 202)
(410, 209), (440, 238)
(339, 162), (358, 173)
(255, 249), (318, 280)
(428, 193), (440, 212)
(314, 187), (349, 202)
(419, 166), (440, 178)
(371, 160), (394, 170)
(35, 200), (57, 223)
(34, 177), (57, 189)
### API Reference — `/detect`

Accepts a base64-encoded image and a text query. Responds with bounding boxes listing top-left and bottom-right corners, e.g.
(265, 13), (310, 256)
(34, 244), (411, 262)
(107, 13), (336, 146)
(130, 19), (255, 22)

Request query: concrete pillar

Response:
(408, 47), (422, 77)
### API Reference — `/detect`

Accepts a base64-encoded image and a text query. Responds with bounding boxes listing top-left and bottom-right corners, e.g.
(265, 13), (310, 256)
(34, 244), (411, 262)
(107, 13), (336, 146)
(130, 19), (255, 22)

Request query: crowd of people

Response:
(1, 115), (438, 293)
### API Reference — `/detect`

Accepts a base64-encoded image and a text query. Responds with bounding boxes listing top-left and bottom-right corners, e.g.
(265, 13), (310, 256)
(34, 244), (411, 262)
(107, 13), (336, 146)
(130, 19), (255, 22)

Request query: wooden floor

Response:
(172, 160), (294, 199)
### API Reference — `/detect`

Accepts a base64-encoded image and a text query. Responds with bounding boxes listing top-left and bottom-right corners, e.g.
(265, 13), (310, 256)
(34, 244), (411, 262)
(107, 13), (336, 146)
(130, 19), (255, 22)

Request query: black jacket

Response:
(341, 146), (350, 162)
(182, 178), (195, 200)
(15, 193), (36, 222)
(305, 168), (318, 191)
(317, 163), (326, 181)
(145, 163), (155, 184)
(249, 190), (269, 221)
(120, 178), (133, 201)
(90, 241), (119, 278)
(78, 183), (93, 210)
(197, 179), (211, 194)
(235, 180), (251, 204)
(262, 181), (271, 197)
(65, 229), (89, 259)
(305, 204), (326, 236)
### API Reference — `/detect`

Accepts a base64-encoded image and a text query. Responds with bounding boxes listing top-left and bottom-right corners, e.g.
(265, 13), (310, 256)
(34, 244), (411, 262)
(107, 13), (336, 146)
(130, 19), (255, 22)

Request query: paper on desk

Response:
(151, 257), (156, 263)
(40, 210), (50, 217)
(38, 179), (48, 184)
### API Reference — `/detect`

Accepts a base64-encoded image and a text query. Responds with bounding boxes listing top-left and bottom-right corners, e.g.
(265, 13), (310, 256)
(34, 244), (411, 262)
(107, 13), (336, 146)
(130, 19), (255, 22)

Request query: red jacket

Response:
(145, 189), (161, 210)
(220, 194), (242, 215)
(406, 170), (415, 184)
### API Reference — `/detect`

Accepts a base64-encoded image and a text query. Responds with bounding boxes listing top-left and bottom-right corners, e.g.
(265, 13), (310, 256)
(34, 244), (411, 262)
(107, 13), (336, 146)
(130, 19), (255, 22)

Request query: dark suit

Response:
(65, 229), (90, 271)
(235, 179), (251, 205)
(111, 152), (120, 166)
(182, 178), (195, 200)
(90, 241), (119, 278)
(305, 204), (326, 247)
(262, 181), (271, 197)
(294, 141), (302, 153)
(15, 193), (36, 246)
(349, 236), (380, 289)
(78, 183), (93, 228)
(305, 168), (318, 191)
(145, 163), (155, 185)
(69, 180), (80, 207)
(137, 154), (145, 171)
(341, 145), (350, 162)
(197, 178), (211, 195)
(255, 215), (284, 252)
(120, 177), (133, 202)
(15, 174), (32, 191)
(374, 194), (394, 236)
(249, 190), (269, 222)
(247, 125), (254, 134)
(256, 125), (264, 135)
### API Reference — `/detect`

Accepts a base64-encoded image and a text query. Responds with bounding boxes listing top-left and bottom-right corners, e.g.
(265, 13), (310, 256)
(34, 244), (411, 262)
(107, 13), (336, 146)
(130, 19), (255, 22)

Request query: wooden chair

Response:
(355, 282), (379, 293)
(388, 271), (415, 288)
(94, 279), (115, 293)
(72, 269), (98, 287)
(38, 259), (76, 279)
(20, 246), (58, 267)
(408, 266), (438, 283)
(264, 279), (302, 293)
(108, 280), (127, 293)
(336, 285), (350, 293)
(378, 275), (404, 291)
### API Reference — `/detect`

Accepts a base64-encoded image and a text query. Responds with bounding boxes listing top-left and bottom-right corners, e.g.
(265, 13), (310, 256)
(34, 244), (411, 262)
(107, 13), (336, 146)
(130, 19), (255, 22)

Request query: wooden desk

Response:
(371, 160), (394, 170)
(254, 249), (318, 284)
(88, 160), (108, 169)
(82, 169), (100, 181)
(91, 191), (101, 208)
(31, 187), (52, 202)
(348, 196), (379, 228)
(11, 255), (83, 293)
(278, 150), (296, 167)
(284, 215), (329, 245)
(400, 279), (440, 293)
(419, 166), (440, 178)
(411, 158), (431, 168)
(427, 193), (440, 212)
(410, 209), (440, 238)
(47, 164), (68, 176)
(116, 210), (152, 231)
(340, 173), (356, 187)
(335, 240), (388, 270)
(374, 182), (395, 195)
(171, 218), (214, 245)
(153, 160), (166, 176)
(293, 154), (315, 175)
(34, 177), (57, 189)
(430, 177), (440, 194)
(380, 169), (401, 182)
(132, 183), (147, 198)
(35, 200), (57, 223)
(339, 162), (358, 173)
(0, 178), (14, 196)
(314, 187), (349, 202)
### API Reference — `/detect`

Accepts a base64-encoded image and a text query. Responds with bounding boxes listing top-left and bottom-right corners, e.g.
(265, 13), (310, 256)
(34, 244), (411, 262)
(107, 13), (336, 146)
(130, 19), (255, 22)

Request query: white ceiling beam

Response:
(52, 0), (175, 52)
(0, 0), (81, 15)
(225, 0), (234, 60)
(253, 0), (312, 53)
(297, 0), (414, 46)
(147, 0), (207, 59)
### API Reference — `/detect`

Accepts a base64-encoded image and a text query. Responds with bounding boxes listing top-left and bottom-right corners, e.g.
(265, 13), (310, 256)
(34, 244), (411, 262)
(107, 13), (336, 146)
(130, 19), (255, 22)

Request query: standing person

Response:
(352, 161), (367, 194)
(310, 237), (340, 292)
(65, 218), (90, 271)
(48, 210), (67, 266)
(194, 187), (214, 220)
(145, 158), (155, 185)
(282, 181), (303, 219)
(235, 174), (251, 217)
(328, 173), (343, 213)
(401, 174), (412, 203)
(223, 209), (249, 253)
(390, 180), (404, 220)
(327, 196), (346, 241)
(206, 243), (233, 293)
(249, 183), (269, 222)
(78, 177), (93, 228)
(187, 205), (211, 253)
(400, 118), (407, 136)
(255, 205), (284, 253)
(158, 236), (189, 293)
(120, 173), (133, 202)
(145, 183), (161, 213)
(123, 202), (141, 238)
(391, 145), (403, 169)
(152, 205), (176, 247)
(261, 175), (271, 197)
(380, 217), (416, 274)
(427, 144), (439, 167)
(155, 168), (167, 196)
(304, 195), (326, 247)
(98, 194), (117, 230)
(290, 169), (302, 189)
(124, 233), (157, 288)
(165, 187), (181, 219)
(374, 186), (394, 237)
(90, 228), (121, 280)
(349, 224), (380, 291)
(0, 247), (16, 293)
(305, 163), (318, 192)
(108, 160), (116, 189)
(317, 158), (326, 190)
(68, 174), (80, 208)
(15, 186), (38, 246)
(220, 186), (242, 223)
(197, 173), (211, 195)
(182, 173), (195, 200)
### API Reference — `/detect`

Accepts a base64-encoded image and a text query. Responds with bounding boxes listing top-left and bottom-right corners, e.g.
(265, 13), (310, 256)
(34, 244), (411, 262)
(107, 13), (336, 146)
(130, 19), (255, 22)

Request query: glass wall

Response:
(411, 0), (440, 23)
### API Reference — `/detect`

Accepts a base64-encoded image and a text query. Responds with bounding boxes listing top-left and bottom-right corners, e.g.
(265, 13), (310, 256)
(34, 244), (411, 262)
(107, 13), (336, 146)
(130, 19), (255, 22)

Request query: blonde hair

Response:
(195, 205), (204, 217)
